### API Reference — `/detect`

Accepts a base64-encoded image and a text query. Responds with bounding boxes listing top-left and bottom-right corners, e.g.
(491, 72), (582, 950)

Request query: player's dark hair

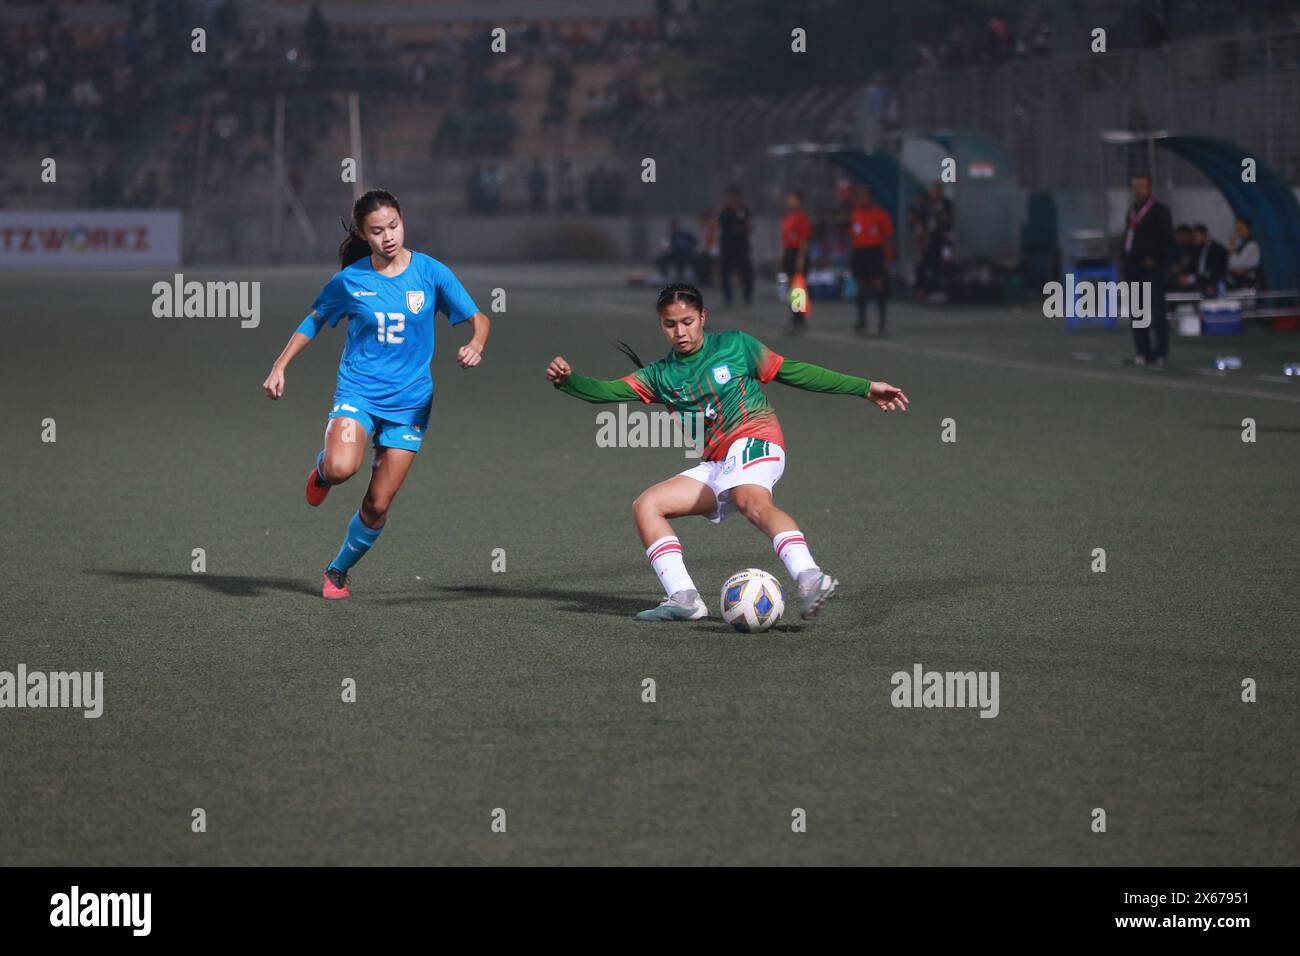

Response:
(616, 340), (645, 369)
(1238, 215), (1252, 229)
(338, 188), (402, 268)
(616, 283), (707, 370)
(656, 281), (704, 314)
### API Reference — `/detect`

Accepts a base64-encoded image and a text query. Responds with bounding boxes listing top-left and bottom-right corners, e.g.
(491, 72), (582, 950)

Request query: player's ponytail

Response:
(616, 340), (645, 369)
(338, 188), (403, 268)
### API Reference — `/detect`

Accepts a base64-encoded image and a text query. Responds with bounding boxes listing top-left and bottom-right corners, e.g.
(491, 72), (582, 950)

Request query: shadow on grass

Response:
(87, 572), (997, 627)
(91, 569), (318, 598)
(381, 576), (992, 629)
(379, 585), (816, 630)
(372, 583), (647, 619)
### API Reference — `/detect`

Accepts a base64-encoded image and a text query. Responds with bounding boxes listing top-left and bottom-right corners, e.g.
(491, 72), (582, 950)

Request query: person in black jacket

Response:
(717, 185), (754, 307)
(1122, 174), (1174, 367)
(1189, 224), (1228, 295)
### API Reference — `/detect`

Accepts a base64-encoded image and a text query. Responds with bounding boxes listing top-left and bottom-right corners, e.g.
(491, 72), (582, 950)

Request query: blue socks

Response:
(313, 450), (329, 487)
(329, 510), (384, 573)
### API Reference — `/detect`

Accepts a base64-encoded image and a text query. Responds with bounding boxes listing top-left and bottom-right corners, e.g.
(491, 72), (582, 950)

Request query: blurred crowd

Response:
(1, 0), (188, 147)
(5, 0), (694, 209)
(467, 158), (627, 216)
(911, 16), (1053, 72)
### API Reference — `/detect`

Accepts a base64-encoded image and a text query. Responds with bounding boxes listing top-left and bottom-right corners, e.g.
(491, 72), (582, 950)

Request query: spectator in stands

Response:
(780, 189), (812, 330)
(717, 185), (754, 308)
(1121, 173), (1173, 367)
(1030, 23), (1052, 57)
(527, 158), (548, 214)
(481, 163), (504, 214)
(849, 185), (894, 334)
(984, 18), (1012, 64)
(1226, 216), (1263, 289)
(305, 3), (330, 64)
(655, 218), (697, 280)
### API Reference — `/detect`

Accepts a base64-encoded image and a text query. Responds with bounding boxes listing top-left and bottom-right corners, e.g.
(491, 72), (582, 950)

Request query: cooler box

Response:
(1065, 263), (1120, 331)
(1200, 299), (1243, 335)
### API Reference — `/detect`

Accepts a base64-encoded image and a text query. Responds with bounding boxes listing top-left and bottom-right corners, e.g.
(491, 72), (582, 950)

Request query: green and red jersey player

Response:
(546, 282), (908, 622)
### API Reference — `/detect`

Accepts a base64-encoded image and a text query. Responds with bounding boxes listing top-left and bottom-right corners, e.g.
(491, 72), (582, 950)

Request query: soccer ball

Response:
(720, 568), (785, 633)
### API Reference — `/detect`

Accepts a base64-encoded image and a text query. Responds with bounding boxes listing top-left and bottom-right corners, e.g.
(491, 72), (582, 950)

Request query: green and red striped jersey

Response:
(622, 330), (786, 461)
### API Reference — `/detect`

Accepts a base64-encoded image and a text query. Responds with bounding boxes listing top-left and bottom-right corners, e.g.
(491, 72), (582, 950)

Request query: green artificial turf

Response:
(2, 263), (1296, 864)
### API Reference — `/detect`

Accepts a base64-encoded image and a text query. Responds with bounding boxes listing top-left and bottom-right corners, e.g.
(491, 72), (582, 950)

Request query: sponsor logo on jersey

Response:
(406, 290), (425, 313)
(352, 290), (378, 297)
(712, 365), (731, 385)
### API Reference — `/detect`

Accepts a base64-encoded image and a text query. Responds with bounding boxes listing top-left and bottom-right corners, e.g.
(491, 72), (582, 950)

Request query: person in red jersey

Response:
(849, 184), (894, 335)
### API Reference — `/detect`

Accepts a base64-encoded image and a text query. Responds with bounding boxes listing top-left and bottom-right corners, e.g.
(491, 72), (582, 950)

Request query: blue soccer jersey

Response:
(297, 251), (478, 426)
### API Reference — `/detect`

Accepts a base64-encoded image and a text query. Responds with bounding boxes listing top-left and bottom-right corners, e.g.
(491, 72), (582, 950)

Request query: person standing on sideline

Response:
(717, 185), (754, 308)
(780, 190), (812, 331)
(849, 185), (893, 334)
(1122, 174), (1173, 367)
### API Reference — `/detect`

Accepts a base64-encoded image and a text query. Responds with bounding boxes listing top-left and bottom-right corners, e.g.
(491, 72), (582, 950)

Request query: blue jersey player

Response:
(262, 189), (491, 599)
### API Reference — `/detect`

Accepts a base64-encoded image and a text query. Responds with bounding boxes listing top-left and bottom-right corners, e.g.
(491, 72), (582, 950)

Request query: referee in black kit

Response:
(1122, 173), (1174, 367)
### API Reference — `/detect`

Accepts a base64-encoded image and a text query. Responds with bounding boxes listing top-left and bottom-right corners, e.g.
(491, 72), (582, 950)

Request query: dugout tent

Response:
(1154, 135), (1300, 291)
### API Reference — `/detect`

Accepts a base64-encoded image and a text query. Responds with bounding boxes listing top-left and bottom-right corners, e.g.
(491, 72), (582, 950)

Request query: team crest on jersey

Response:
(712, 365), (731, 385)
(406, 290), (425, 313)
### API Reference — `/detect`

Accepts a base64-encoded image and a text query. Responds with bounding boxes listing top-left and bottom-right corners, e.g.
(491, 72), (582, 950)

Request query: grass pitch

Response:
(2, 262), (1296, 865)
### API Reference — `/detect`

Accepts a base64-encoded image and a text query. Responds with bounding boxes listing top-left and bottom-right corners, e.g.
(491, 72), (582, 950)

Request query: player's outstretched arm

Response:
(546, 356), (641, 403)
(263, 316), (323, 400)
(458, 311), (490, 368)
(773, 359), (908, 412)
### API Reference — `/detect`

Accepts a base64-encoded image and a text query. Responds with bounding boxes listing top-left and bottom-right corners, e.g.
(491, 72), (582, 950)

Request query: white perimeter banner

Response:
(0, 210), (181, 268)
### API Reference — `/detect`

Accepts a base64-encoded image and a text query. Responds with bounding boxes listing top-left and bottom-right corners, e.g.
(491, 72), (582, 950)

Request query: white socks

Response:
(645, 535), (696, 597)
(773, 529), (818, 579)
(646, 531), (815, 596)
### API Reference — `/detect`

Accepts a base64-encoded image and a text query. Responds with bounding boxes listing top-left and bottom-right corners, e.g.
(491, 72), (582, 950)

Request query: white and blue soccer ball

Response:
(720, 568), (785, 633)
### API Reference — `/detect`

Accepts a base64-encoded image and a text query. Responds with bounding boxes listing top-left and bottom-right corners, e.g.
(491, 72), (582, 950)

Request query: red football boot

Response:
(322, 566), (350, 600)
(306, 453), (330, 507)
